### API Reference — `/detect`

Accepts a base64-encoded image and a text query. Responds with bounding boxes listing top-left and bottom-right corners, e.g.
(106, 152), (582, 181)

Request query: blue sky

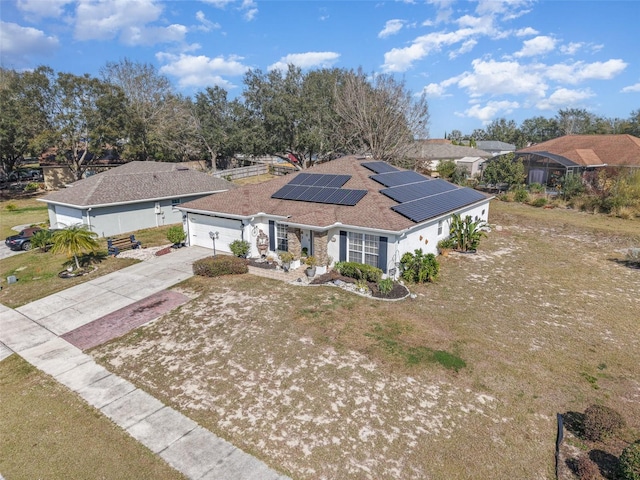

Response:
(2, 0), (639, 136)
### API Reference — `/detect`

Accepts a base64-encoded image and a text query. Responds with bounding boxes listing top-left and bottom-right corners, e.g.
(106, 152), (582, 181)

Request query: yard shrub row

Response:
(583, 404), (626, 442)
(193, 256), (248, 277)
(334, 261), (382, 283)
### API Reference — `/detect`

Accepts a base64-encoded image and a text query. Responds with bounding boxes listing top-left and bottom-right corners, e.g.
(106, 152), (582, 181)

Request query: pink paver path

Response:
(61, 290), (189, 350)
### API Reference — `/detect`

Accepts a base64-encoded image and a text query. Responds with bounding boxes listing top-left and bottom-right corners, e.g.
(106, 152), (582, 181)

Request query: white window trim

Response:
(347, 232), (379, 267)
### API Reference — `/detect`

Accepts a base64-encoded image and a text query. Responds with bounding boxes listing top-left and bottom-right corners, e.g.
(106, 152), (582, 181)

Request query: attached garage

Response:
(187, 213), (243, 253)
(52, 205), (83, 228)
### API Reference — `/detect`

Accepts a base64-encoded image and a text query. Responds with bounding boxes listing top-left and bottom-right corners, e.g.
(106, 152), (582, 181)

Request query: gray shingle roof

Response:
(407, 143), (492, 160)
(41, 161), (236, 207)
(476, 141), (516, 151)
(180, 156), (490, 232)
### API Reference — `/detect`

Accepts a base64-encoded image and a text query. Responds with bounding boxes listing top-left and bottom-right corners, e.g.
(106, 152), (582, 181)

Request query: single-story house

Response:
(455, 156), (488, 176)
(514, 134), (640, 185)
(178, 156), (492, 277)
(406, 140), (492, 172)
(475, 141), (516, 157)
(40, 161), (236, 238)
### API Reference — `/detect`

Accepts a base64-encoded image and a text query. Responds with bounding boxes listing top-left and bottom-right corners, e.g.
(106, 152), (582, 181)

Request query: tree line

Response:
(446, 107), (640, 150)
(0, 60), (429, 180)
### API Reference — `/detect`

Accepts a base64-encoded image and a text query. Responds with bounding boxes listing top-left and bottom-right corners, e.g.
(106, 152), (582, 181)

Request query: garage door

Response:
(188, 214), (243, 253)
(54, 205), (84, 228)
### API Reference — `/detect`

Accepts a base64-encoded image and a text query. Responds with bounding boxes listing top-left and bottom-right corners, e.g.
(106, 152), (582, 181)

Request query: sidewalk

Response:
(0, 246), (290, 480)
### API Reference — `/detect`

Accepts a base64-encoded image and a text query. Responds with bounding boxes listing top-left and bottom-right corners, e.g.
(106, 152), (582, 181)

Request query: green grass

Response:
(0, 355), (186, 480)
(0, 196), (48, 238)
(0, 249), (137, 308)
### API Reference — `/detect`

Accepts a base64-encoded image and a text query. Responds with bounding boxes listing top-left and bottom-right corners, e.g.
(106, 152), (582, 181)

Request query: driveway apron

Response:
(0, 246), (290, 480)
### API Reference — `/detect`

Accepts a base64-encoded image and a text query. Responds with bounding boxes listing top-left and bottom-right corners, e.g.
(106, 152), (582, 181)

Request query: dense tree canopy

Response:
(1, 61), (638, 178)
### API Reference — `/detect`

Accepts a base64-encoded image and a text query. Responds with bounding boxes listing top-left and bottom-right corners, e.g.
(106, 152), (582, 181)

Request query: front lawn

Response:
(0, 196), (48, 238)
(92, 201), (640, 478)
(0, 355), (185, 480)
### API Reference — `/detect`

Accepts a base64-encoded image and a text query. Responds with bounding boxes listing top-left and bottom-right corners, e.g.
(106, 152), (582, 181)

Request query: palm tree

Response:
(50, 224), (100, 271)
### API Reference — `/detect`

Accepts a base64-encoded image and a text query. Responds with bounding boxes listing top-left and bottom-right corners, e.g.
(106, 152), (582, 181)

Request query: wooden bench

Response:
(107, 235), (141, 256)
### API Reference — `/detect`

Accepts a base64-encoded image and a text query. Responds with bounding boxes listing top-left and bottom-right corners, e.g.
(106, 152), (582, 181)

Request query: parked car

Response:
(7, 169), (42, 182)
(4, 227), (42, 251)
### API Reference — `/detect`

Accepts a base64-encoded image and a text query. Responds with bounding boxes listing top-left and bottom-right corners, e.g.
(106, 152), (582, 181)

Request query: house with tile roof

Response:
(178, 156), (492, 277)
(514, 134), (640, 185)
(39, 161), (235, 238)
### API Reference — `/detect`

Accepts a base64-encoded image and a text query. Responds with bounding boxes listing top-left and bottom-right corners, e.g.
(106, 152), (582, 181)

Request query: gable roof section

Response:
(180, 156), (489, 232)
(476, 141), (516, 151)
(407, 141), (492, 160)
(517, 135), (640, 167)
(40, 161), (236, 208)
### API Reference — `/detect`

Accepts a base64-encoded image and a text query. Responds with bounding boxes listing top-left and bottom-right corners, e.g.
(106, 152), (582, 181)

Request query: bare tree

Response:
(334, 69), (429, 163)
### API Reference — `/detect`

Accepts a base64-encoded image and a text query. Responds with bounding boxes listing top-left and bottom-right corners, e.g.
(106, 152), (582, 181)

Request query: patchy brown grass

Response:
(92, 200), (640, 480)
(0, 355), (185, 480)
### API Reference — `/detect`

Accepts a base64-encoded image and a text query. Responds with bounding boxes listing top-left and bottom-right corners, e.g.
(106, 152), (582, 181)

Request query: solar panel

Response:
(370, 170), (425, 187)
(381, 179), (458, 203)
(338, 190), (367, 206)
(271, 184), (296, 199)
(288, 173), (351, 187)
(361, 161), (399, 174)
(392, 189), (487, 223)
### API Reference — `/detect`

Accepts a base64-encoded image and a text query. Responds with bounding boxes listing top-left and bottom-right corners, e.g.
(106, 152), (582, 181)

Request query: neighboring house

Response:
(456, 156), (487, 176)
(514, 134), (640, 185)
(475, 141), (516, 157)
(407, 140), (492, 173)
(40, 161), (236, 238)
(178, 156), (491, 277)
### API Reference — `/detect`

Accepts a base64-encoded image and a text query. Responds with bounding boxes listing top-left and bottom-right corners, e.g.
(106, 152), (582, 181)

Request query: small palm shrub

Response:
(619, 442), (640, 480)
(193, 256), (248, 277)
(576, 455), (601, 480)
(512, 186), (529, 203)
(530, 197), (548, 208)
(377, 277), (394, 295)
(399, 249), (439, 283)
(334, 261), (382, 283)
(31, 229), (54, 252)
(449, 213), (488, 252)
(583, 404), (625, 442)
(528, 182), (545, 194)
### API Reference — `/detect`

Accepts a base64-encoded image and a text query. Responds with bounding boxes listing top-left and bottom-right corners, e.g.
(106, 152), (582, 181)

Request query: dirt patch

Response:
(62, 290), (189, 350)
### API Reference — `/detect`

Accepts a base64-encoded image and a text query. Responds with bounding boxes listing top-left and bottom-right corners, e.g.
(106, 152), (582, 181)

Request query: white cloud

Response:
(514, 35), (556, 57)
(195, 11), (221, 32)
(621, 83), (640, 93)
(241, 0), (258, 21)
(457, 58), (548, 98)
(268, 52), (340, 72)
(422, 83), (447, 97)
(545, 59), (627, 84)
(379, 19), (404, 39)
(463, 100), (520, 123)
(16, 0), (73, 18)
(72, 0), (190, 46)
(449, 39), (477, 59)
(157, 52), (249, 89)
(536, 88), (594, 110)
(0, 21), (59, 65)
(515, 27), (538, 37)
(560, 42), (583, 56)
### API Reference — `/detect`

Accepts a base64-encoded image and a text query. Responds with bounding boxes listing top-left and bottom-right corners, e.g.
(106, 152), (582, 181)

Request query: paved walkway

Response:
(0, 246), (290, 480)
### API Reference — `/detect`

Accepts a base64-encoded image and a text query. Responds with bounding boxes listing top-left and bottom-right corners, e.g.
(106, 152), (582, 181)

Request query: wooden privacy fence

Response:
(211, 163), (296, 180)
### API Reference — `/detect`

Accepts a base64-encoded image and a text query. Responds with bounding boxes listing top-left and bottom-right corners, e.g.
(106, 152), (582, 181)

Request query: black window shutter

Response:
(269, 220), (275, 251)
(339, 230), (347, 262)
(378, 236), (388, 273)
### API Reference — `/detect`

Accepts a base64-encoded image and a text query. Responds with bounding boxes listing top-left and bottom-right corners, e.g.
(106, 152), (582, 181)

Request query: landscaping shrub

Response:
(528, 182), (545, 194)
(24, 182), (40, 192)
(193, 255), (248, 277)
(530, 197), (548, 208)
(229, 239), (250, 257)
(619, 442), (640, 480)
(576, 455), (602, 480)
(166, 225), (186, 245)
(449, 213), (488, 252)
(377, 278), (394, 295)
(399, 249), (439, 283)
(5, 203), (17, 211)
(334, 261), (382, 283)
(512, 186), (529, 203)
(583, 404), (626, 442)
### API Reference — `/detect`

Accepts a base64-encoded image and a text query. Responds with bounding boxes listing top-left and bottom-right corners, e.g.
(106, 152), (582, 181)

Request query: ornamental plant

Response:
(399, 249), (439, 283)
(229, 239), (251, 257)
(449, 213), (489, 252)
(166, 225), (186, 245)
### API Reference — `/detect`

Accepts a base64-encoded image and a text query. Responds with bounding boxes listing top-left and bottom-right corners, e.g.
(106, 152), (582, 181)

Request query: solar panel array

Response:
(381, 179), (458, 203)
(370, 170), (426, 187)
(369, 166), (487, 223)
(392, 189), (487, 223)
(271, 173), (367, 206)
(361, 161), (399, 174)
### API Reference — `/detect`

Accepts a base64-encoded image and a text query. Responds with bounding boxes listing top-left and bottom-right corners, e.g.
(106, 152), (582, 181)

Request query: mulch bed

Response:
(246, 258), (278, 270)
(61, 290), (189, 350)
(311, 270), (409, 300)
